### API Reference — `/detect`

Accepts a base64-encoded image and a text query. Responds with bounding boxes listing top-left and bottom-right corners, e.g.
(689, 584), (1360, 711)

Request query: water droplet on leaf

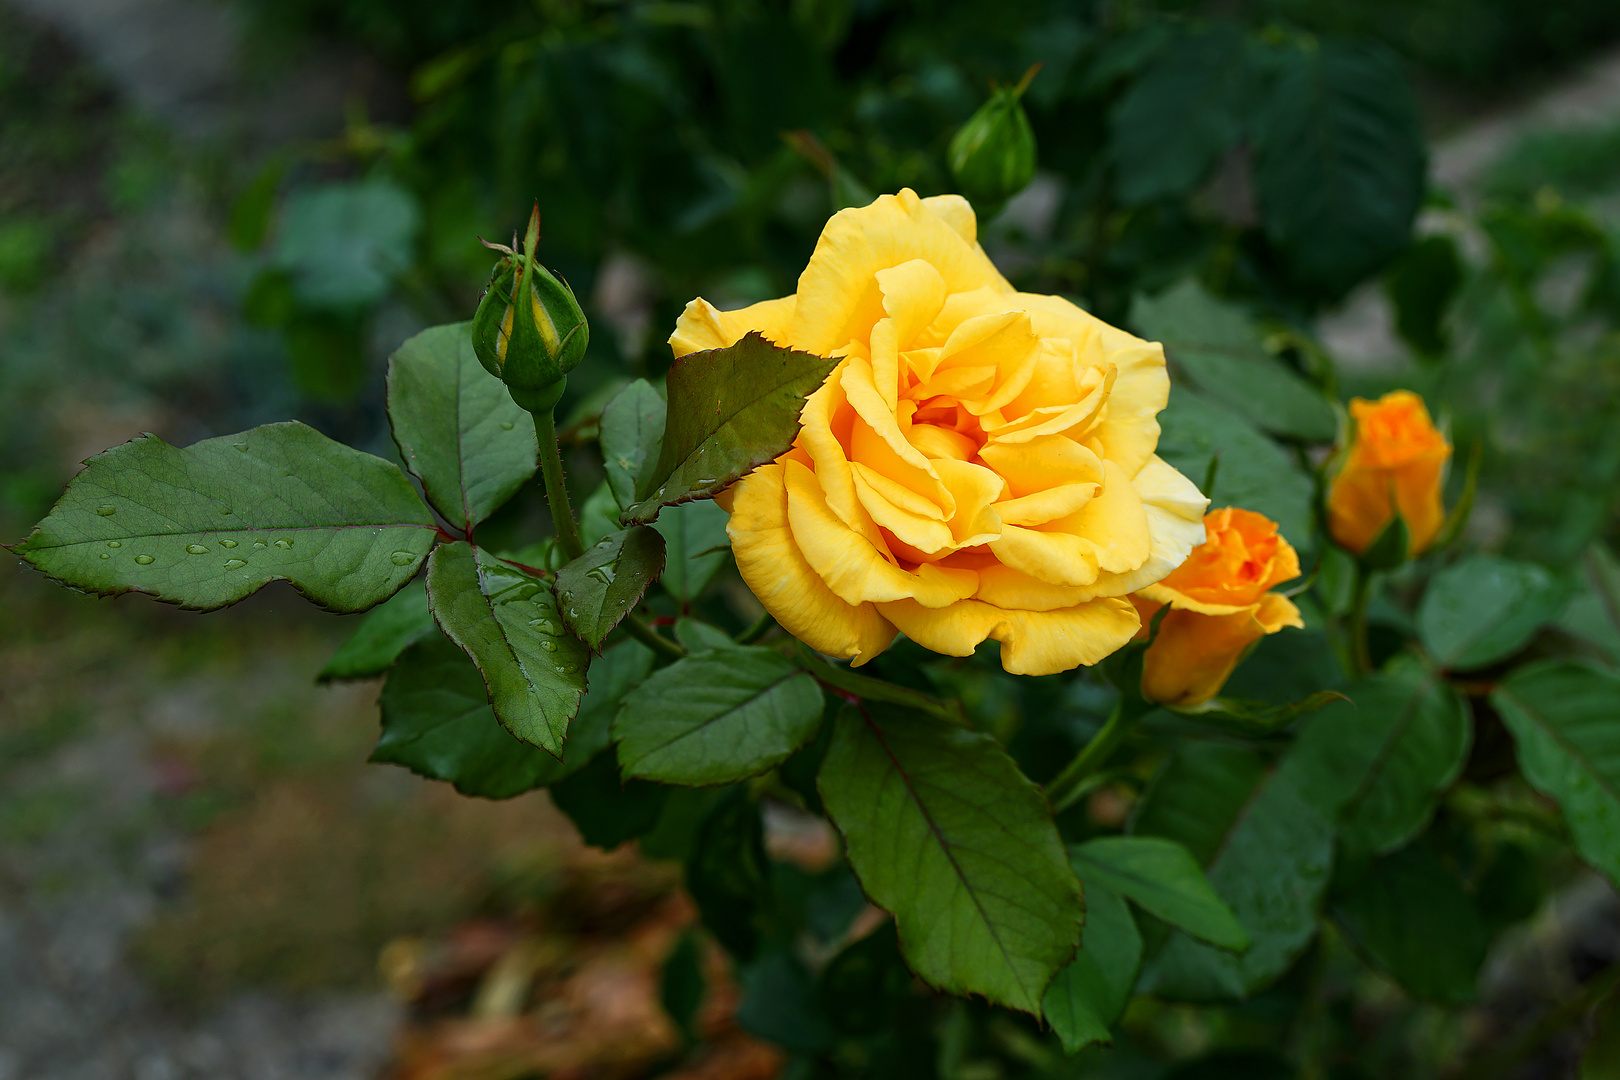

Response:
(389, 550), (415, 566)
(223, 559), (247, 570)
(219, 539), (238, 548)
(186, 544), (208, 555)
(106, 541), (121, 549)
(586, 565), (615, 585)
(134, 554), (154, 565)
(540, 640), (557, 652)
(99, 553), (110, 560)
(500, 421), (515, 430)
(96, 505), (116, 516)
(273, 538), (293, 549)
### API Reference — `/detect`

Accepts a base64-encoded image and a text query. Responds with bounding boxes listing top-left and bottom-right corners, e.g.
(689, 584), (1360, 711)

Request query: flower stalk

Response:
(533, 409), (585, 562)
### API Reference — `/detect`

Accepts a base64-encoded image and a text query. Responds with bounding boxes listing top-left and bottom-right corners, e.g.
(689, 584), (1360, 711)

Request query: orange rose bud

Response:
(1327, 390), (1452, 558)
(1132, 508), (1304, 707)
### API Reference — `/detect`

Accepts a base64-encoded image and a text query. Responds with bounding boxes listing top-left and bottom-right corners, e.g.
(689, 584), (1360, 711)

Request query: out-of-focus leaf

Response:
(274, 178), (420, 309)
(625, 332), (836, 522)
(1251, 39), (1426, 297)
(11, 422), (435, 612)
(1110, 25), (1250, 205)
(386, 322), (537, 530)
(818, 704), (1082, 1015)
(1132, 280), (1335, 441)
(736, 949), (837, 1055)
(319, 579), (433, 681)
(1042, 883), (1140, 1053)
(654, 499), (731, 601)
(1070, 837), (1249, 951)
(373, 635), (573, 798)
(1333, 842), (1490, 1003)
(600, 379), (665, 510)
(1560, 545), (1620, 665)
(1418, 555), (1570, 670)
(614, 646), (823, 785)
(1309, 663), (1472, 863)
(548, 749), (669, 851)
(1130, 743), (1266, 866)
(686, 790), (773, 960)
(555, 527), (666, 650)
(1155, 388), (1314, 549)
(817, 923), (910, 1037)
(1386, 234), (1464, 357)
(1493, 661), (1620, 887)
(425, 541), (589, 755)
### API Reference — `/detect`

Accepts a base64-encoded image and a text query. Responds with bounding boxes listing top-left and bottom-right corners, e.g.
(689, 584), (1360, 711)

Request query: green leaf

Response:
(1130, 742), (1267, 866)
(600, 378), (665, 510)
(1580, 983), (1620, 1080)
(1493, 661), (1620, 887)
(796, 647), (970, 727)
(1333, 842), (1490, 1003)
(1303, 663), (1471, 862)
(1070, 837), (1249, 951)
(548, 749), (669, 851)
(1155, 389), (1314, 549)
(686, 789), (774, 961)
(614, 646), (824, 785)
(318, 579), (434, 681)
(273, 179), (419, 309)
(579, 481), (621, 548)
(625, 332), (837, 523)
(817, 704), (1082, 1015)
(555, 526), (666, 650)
(425, 541), (589, 755)
(1560, 544), (1620, 665)
(674, 618), (734, 652)
(1110, 25), (1249, 205)
(386, 322), (537, 531)
(1142, 663), (1469, 1000)
(1131, 281), (1335, 441)
(817, 923), (911, 1037)
(737, 950), (837, 1055)
(1418, 555), (1570, 671)
(11, 422), (436, 612)
(1042, 883), (1141, 1054)
(1136, 766), (1334, 1002)
(1251, 40), (1426, 297)
(372, 635), (575, 798)
(1385, 234), (1464, 357)
(654, 500), (732, 601)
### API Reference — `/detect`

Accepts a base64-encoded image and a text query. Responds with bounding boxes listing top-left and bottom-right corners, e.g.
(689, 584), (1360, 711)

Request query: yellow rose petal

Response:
(878, 595), (1141, 676)
(728, 464), (896, 666)
(668, 295), (796, 357)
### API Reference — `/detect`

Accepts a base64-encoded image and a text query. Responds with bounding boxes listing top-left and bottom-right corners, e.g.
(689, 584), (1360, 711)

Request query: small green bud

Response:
(472, 203), (589, 414)
(948, 67), (1040, 218)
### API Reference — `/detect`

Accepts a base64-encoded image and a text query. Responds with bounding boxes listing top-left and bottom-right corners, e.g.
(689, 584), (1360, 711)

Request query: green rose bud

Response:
(948, 66), (1040, 219)
(472, 204), (589, 414)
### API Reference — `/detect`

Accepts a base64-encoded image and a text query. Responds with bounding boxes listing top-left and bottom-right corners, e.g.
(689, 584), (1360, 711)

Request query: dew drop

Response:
(500, 421), (515, 430)
(540, 640), (557, 652)
(273, 538), (293, 549)
(252, 541), (267, 550)
(134, 554), (155, 565)
(586, 565), (616, 586)
(106, 541), (121, 549)
(185, 544), (208, 555)
(233, 443), (248, 452)
(389, 550), (415, 566)
(219, 506), (233, 515)
(219, 539), (238, 549)
(99, 553), (110, 560)
(223, 559), (247, 570)
(96, 504), (116, 516)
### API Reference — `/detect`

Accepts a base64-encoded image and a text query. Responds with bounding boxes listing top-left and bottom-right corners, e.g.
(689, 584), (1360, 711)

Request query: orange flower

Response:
(1327, 391), (1451, 557)
(1131, 508), (1304, 707)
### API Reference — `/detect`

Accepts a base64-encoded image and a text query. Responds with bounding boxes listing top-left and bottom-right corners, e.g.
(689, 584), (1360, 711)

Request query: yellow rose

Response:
(1327, 390), (1452, 557)
(669, 190), (1207, 675)
(1132, 507), (1304, 707)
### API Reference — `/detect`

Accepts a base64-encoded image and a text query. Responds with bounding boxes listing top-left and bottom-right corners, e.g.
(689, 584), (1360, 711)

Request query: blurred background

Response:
(3, 0), (1620, 1077)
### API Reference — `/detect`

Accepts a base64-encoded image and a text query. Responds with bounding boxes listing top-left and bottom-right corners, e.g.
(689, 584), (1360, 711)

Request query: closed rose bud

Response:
(1132, 508), (1304, 707)
(472, 204), (589, 413)
(948, 71), (1038, 217)
(1327, 390), (1451, 559)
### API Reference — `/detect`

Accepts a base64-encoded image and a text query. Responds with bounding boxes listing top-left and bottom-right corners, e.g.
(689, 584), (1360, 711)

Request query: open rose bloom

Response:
(670, 190), (1208, 675)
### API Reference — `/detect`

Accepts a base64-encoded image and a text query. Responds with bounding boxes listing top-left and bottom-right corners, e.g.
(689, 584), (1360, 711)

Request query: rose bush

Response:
(1328, 390), (1452, 557)
(1130, 507), (1303, 706)
(669, 189), (1208, 675)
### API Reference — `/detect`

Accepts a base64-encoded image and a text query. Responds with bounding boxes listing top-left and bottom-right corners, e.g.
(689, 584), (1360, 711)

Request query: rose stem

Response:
(533, 408), (586, 562)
